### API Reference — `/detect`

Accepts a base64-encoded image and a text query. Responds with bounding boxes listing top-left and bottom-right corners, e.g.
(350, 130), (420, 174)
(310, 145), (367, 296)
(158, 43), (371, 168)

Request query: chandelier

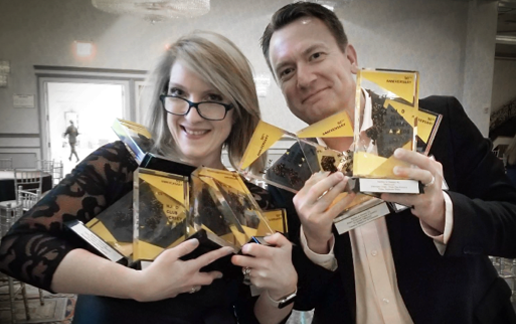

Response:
(298, 0), (354, 11)
(92, 0), (210, 21)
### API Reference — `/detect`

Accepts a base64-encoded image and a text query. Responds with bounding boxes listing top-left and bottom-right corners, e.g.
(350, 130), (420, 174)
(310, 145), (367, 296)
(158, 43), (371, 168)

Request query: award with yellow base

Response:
(351, 68), (422, 194)
(133, 167), (189, 269)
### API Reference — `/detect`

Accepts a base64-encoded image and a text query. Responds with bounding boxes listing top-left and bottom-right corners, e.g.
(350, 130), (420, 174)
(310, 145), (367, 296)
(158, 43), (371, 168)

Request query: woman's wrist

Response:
(122, 268), (146, 301)
(266, 283), (297, 301)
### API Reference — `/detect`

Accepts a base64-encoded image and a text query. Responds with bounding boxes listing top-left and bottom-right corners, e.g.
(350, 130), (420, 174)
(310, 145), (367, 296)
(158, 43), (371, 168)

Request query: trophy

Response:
(239, 116), (391, 234)
(415, 107), (442, 156)
(182, 167), (276, 277)
(351, 68), (422, 195)
(86, 191), (134, 258)
(388, 106), (443, 213)
(239, 120), (330, 193)
(112, 118), (155, 164)
(187, 167), (274, 248)
(263, 209), (288, 234)
(65, 219), (127, 265)
(295, 111), (390, 233)
(133, 167), (190, 269)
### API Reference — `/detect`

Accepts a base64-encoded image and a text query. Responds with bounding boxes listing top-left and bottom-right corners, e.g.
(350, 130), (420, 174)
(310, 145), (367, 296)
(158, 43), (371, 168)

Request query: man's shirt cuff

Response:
(420, 191), (454, 255)
(299, 226), (338, 271)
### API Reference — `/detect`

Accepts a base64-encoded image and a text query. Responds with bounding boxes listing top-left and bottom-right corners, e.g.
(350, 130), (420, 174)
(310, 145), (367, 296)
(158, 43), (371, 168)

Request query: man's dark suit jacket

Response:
(270, 96), (516, 324)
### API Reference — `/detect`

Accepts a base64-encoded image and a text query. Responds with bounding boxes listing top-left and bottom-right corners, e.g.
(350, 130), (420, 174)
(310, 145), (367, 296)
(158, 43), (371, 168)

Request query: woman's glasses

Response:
(160, 95), (233, 121)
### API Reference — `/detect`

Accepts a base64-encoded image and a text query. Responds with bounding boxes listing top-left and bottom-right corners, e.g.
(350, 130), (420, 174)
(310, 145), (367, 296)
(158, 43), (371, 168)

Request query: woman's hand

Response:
(132, 238), (233, 302)
(231, 233), (297, 300)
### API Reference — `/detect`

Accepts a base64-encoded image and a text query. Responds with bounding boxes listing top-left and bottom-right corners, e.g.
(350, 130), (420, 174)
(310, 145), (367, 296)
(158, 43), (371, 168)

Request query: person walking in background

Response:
(506, 134), (516, 187)
(64, 120), (80, 162)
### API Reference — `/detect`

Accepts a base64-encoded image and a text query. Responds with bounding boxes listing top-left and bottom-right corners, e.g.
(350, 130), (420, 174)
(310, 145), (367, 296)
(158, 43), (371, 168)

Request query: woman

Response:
(0, 31), (297, 324)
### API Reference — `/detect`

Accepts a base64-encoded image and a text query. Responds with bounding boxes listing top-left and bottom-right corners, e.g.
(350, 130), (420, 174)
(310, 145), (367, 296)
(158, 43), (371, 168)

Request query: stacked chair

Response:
(0, 169), (45, 322)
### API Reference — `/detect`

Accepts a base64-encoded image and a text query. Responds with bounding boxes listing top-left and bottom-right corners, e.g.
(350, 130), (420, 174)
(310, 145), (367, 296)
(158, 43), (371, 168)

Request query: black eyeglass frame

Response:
(159, 94), (234, 121)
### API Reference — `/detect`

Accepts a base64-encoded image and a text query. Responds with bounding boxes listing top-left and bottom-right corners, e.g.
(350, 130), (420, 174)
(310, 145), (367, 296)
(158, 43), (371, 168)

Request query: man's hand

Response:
(381, 148), (446, 233)
(293, 172), (355, 254)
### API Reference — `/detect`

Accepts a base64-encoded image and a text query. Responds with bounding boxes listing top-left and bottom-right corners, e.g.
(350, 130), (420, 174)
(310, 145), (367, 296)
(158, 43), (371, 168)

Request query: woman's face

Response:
(166, 60), (234, 168)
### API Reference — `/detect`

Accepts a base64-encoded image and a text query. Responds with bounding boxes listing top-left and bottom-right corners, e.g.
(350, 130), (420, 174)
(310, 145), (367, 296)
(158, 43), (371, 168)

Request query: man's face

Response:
(269, 17), (358, 125)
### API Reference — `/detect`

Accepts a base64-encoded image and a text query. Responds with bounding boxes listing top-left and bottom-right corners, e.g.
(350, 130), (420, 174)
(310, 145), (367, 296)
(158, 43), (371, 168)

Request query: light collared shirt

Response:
(301, 90), (454, 324)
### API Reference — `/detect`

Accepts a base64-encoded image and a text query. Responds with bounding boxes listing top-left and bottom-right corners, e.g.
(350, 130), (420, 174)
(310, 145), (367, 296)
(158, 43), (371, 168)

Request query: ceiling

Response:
(497, 0), (516, 59)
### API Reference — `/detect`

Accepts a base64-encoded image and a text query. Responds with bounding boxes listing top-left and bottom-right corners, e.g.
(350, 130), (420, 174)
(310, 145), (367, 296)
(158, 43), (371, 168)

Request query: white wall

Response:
(491, 58), (516, 112)
(0, 0), (499, 162)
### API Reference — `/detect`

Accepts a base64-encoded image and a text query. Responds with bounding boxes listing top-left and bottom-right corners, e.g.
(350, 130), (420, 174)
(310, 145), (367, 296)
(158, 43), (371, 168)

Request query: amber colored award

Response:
(239, 120), (352, 193)
(86, 191), (134, 257)
(133, 167), (189, 269)
(351, 68), (422, 194)
(187, 167), (274, 248)
(112, 118), (155, 164)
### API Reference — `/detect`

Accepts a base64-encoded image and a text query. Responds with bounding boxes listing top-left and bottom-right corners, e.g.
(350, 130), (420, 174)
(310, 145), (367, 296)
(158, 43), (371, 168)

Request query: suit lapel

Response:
(334, 229), (357, 322)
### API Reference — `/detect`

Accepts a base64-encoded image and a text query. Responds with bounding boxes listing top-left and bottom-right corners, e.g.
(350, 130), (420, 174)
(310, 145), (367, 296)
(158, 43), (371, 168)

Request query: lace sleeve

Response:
(0, 141), (137, 291)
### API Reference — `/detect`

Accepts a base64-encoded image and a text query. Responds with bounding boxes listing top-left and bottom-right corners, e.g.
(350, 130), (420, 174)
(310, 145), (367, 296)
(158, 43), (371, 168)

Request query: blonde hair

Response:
(506, 134), (516, 166)
(142, 31), (264, 172)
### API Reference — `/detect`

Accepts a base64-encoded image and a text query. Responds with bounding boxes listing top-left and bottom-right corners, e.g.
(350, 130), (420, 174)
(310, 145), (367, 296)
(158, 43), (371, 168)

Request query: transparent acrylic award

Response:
(112, 118), (155, 164)
(183, 167), (276, 277)
(86, 191), (134, 257)
(352, 68), (422, 194)
(239, 120), (339, 193)
(133, 167), (189, 268)
(188, 167), (274, 249)
(240, 117), (390, 234)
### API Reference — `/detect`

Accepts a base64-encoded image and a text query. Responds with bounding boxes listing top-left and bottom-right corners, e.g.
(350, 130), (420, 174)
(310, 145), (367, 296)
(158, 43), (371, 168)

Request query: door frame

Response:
(35, 66), (146, 161)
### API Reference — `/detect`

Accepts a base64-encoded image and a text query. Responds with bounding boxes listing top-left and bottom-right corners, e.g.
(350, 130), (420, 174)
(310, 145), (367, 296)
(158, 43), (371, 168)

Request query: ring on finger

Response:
(189, 286), (201, 294)
(242, 267), (252, 285)
(424, 175), (435, 187)
(242, 267), (251, 276)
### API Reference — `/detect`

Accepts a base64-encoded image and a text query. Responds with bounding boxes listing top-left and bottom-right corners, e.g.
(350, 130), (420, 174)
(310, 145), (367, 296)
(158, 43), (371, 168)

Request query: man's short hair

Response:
(261, 1), (348, 74)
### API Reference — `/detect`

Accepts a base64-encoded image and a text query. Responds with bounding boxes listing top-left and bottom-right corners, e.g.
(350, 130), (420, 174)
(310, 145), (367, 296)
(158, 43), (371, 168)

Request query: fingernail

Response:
(188, 238), (199, 246)
(393, 166), (401, 175)
(216, 273), (223, 279)
(394, 148), (402, 158)
(335, 172), (344, 180)
(241, 244), (249, 254)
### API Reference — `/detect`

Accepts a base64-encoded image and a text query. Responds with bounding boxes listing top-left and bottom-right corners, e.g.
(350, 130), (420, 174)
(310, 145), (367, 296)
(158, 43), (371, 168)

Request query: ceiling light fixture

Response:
(92, 0), (210, 21)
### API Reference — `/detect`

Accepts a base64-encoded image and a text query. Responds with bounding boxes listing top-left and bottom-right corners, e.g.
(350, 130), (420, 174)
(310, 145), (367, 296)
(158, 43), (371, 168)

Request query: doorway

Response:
(38, 69), (146, 176)
(46, 81), (128, 175)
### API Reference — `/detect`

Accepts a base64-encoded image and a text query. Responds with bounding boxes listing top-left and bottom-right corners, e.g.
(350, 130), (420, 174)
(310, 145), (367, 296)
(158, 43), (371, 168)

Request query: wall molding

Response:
(0, 133), (39, 138)
(34, 65), (147, 75)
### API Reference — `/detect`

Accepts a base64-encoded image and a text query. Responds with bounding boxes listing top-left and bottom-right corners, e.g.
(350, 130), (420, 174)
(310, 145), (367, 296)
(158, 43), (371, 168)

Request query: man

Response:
(64, 120), (79, 162)
(261, 2), (516, 324)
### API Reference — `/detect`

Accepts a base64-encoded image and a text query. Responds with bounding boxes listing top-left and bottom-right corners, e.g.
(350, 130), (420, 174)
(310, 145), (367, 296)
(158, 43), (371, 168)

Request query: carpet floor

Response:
(0, 283), (75, 324)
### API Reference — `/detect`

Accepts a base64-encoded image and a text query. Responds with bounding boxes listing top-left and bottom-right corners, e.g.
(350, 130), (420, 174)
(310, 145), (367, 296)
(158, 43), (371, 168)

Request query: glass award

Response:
(263, 209), (288, 235)
(239, 120), (341, 193)
(184, 167), (275, 277)
(65, 219), (127, 265)
(64, 192), (133, 264)
(86, 191), (134, 257)
(112, 118), (155, 164)
(188, 167), (274, 248)
(352, 68), (422, 194)
(133, 167), (189, 268)
(415, 107), (442, 156)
